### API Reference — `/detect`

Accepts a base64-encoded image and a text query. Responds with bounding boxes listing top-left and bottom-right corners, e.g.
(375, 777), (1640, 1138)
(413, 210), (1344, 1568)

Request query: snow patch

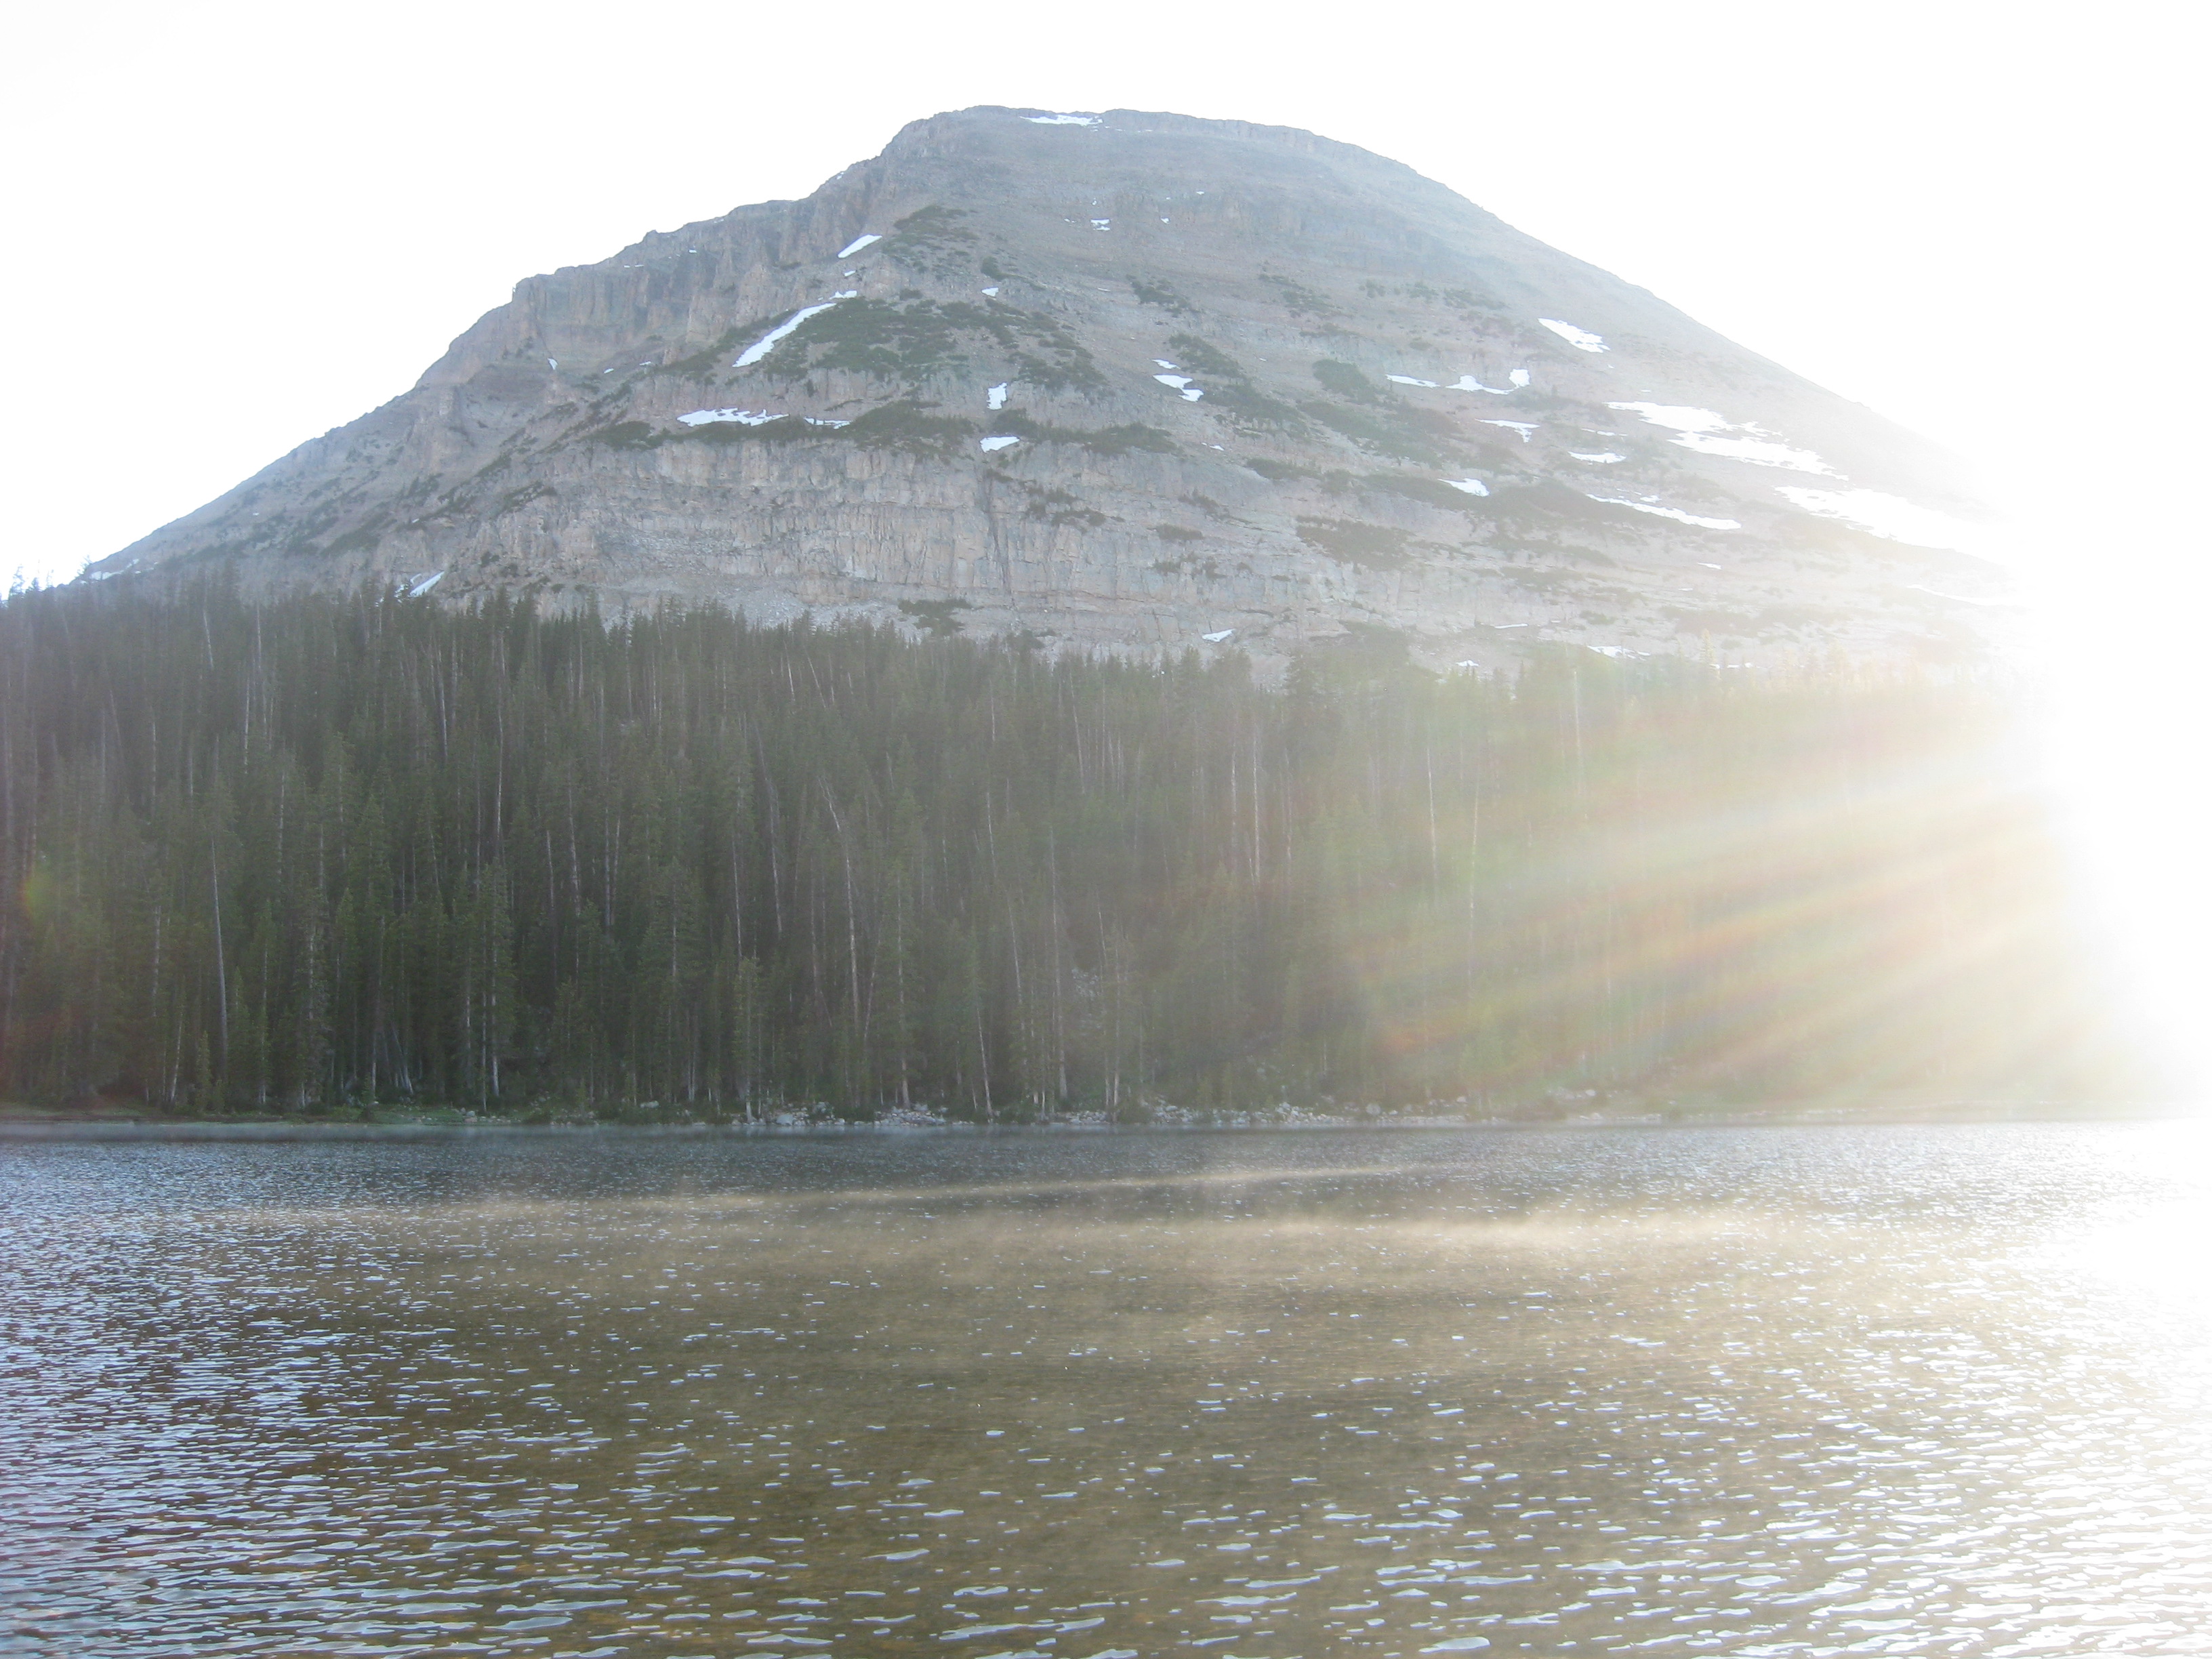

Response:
(734, 301), (843, 367)
(980, 287), (1000, 298)
(1388, 374), (1440, 388)
(1202, 629), (1233, 643)
(547, 358), (558, 369)
(1609, 402), (1836, 474)
(408, 571), (445, 598)
(1776, 486), (1986, 552)
(1090, 219), (1111, 231)
(680, 408), (847, 429)
(1570, 451), (1626, 464)
(987, 384), (1010, 411)
(1538, 319), (1607, 352)
(1443, 478), (1491, 497)
(836, 234), (882, 258)
(1587, 494), (1740, 530)
(1483, 420), (1539, 441)
(1674, 433), (1832, 471)
(1027, 112), (1101, 125)
(1509, 369), (1532, 388)
(1155, 359), (1180, 370)
(1608, 402), (1732, 434)
(1448, 375), (1511, 394)
(980, 436), (1021, 452)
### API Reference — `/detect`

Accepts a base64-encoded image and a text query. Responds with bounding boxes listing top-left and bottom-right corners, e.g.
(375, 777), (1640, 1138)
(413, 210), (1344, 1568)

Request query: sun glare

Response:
(2022, 532), (2211, 1107)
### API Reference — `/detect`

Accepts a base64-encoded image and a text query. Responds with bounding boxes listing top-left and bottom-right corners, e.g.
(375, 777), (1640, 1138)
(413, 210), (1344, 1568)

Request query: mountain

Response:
(96, 106), (2007, 670)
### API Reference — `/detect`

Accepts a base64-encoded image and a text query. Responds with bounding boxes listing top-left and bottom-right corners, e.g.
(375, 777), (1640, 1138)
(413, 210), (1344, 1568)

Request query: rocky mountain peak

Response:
(99, 105), (2005, 670)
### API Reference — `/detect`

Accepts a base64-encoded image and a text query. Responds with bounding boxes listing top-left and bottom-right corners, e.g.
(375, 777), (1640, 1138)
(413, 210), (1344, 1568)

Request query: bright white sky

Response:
(1, 0), (2205, 1081)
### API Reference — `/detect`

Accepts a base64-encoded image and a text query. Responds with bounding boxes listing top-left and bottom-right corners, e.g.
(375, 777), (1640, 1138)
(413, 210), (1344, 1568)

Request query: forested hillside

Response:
(0, 583), (2126, 1118)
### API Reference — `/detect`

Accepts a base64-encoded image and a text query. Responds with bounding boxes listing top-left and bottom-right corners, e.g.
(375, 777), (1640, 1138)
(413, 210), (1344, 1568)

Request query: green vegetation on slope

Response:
(0, 582), (2133, 1119)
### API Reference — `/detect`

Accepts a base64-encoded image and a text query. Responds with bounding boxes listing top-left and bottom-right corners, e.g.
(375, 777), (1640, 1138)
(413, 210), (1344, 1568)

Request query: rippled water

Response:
(5, 1125), (2211, 1657)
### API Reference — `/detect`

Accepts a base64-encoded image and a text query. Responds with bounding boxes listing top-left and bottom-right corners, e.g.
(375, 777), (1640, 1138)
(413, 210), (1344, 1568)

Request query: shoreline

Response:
(0, 1103), (2191, 1144)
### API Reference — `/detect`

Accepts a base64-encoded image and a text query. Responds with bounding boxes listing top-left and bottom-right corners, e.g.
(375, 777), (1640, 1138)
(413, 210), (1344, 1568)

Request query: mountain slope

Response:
(100, 106), (2005, 668)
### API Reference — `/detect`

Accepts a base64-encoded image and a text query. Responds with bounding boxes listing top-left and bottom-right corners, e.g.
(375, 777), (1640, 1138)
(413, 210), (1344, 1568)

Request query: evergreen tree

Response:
(0, 577), (2145, 1117)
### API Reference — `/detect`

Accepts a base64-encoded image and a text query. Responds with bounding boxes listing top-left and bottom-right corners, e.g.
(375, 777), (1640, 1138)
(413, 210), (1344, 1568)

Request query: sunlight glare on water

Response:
(3, 1124), (2210, 1656)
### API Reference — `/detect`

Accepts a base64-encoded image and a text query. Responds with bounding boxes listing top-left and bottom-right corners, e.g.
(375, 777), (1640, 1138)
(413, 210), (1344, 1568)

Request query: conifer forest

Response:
(0, 581), (2131, 1118)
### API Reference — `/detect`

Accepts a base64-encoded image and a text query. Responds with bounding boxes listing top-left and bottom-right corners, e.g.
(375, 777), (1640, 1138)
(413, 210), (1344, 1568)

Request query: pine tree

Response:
(0, 577), (2148, 1116)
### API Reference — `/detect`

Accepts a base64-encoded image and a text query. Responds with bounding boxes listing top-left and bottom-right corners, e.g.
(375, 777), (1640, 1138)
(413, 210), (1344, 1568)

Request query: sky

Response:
(1, 0), (2204, 1077)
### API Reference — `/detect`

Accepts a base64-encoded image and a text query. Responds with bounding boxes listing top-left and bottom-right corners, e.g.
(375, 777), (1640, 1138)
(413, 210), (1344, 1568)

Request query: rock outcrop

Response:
(98, 106), (2007, 669)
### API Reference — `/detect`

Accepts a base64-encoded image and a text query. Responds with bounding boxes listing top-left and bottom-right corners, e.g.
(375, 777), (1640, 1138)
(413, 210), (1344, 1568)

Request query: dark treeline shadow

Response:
(0, 579), (2147, 1120)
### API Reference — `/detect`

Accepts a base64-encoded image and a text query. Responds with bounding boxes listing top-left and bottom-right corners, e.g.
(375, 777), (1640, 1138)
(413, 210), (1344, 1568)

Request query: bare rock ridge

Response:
(100, 106), (2006, 668)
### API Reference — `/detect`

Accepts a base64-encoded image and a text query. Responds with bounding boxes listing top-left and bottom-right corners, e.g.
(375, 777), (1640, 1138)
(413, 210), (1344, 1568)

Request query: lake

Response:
(4, 1125), (2209, 1656)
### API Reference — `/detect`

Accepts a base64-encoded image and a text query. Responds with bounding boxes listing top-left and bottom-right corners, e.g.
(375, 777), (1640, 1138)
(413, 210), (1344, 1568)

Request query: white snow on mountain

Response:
(1539, 319), (1607, 352)
(680, 408), (849, 429)
(1483, 421), (1539, 441)
(980, 436), (1021, 452)
(1443, 478), (1491, 497)
(836, 234), (881, 258)
(987, 384), (1010, 411)
(1610, 402), (1733, 434)
(1389, 375), (1439, 388)
(1448, 375), (1511, 394)
(1674, 432), (1835, 472)
(1609, 403), (1835, 476)
(734, 301), (843, 367)
(1587, 494), (1740, 531)
(1570, 451), (1626, 464)
(1027, 112), (1100, 125)
(1776, 487), (1987, 552)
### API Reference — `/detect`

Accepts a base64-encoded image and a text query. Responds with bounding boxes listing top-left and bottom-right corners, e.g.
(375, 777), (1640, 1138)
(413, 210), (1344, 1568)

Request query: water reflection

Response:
(4, 1126), (2209, 1656)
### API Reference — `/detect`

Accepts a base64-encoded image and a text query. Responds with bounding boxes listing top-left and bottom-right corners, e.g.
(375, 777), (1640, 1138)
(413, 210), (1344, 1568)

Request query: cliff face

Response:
(100, 106), (2005, 668)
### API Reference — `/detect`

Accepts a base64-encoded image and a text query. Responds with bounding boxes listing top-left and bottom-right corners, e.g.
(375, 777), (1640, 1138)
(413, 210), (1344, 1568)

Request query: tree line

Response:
(0, 579), (2138, 1118)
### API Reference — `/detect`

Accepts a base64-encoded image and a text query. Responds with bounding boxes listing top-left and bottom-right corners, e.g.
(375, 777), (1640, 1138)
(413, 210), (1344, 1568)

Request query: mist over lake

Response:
(8, 1124), (2209, 1656)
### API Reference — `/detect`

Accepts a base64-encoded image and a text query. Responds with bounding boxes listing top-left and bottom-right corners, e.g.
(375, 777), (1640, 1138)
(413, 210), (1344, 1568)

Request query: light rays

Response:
(1323, 674), (2139, 1109)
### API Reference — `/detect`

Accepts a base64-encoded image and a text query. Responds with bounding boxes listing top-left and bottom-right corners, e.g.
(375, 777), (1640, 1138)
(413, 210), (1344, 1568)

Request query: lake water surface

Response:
(5, 1125), (2210, 1657)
